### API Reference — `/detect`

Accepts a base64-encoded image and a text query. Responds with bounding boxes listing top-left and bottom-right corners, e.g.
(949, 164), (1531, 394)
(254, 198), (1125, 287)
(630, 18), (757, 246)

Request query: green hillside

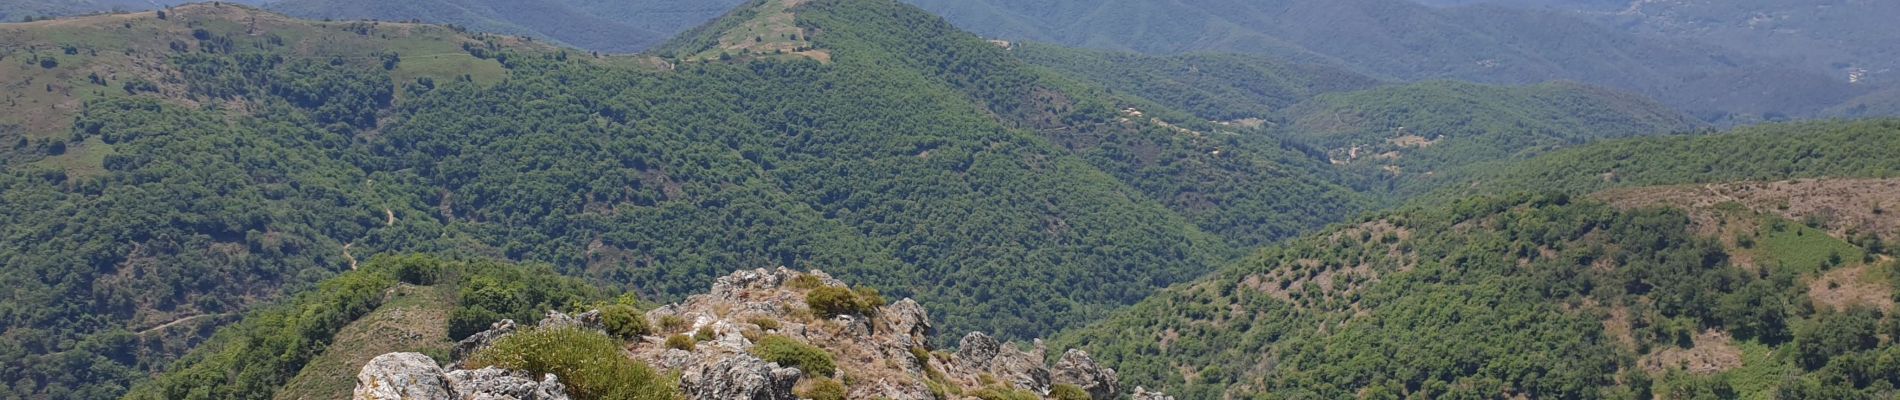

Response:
(1284, 80), (1702, 184)
(899, 0), (1869, 122)
(124, 255), (609, 400)
(1418, 119), (1900, 200)
(0, 1), (1397, 397)
(263, 0), (748, 53)
(1057, 190), (1900, 399)
(1011, 42), (1382, 122)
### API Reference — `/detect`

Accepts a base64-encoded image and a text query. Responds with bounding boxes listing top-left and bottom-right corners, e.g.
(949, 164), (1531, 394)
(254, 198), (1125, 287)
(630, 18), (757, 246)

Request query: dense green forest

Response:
(1011, 42), (1381, 122)
(1416, 119), (1900, 200)
(1282, 80), (1701, 187)
(899, 0), (1875, 123)
(1057, 192), (1900, 399)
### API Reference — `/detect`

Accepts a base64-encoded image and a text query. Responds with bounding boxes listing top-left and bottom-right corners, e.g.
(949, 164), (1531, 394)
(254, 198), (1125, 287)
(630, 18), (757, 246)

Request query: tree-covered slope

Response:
(1011, 42), (1383, 123)
(122, 254), (608, 400)
(263, 0), (747, 53)
(0, 1), (1390, 397)
(1284, 80), (1702, 184)
(1057, 190), (1900, 399)
(1418, 119), (1900, 200)
(899, 0), (1869, 123)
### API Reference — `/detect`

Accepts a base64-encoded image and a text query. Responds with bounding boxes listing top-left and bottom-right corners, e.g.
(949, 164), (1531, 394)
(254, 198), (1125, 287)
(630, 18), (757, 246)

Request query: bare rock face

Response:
(453, 319), (518, 362)
(955, 332), (1002, 371)
(354, 353), (450, 400)
(623, 268), (1149, 400)
(1132, 386), (1178, 400)
(537, 309), (604, 331)
(445, 367), (571, 400)
(1051, 349), (1120, 400)
(353, 353), (570, 400)
(679, 354), (801, 400)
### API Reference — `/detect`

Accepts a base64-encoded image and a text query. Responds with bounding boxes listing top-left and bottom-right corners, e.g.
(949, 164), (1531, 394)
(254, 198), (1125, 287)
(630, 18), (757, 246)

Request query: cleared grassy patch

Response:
(1755, 216), (1864, 273)
(27, 136), (115, 179)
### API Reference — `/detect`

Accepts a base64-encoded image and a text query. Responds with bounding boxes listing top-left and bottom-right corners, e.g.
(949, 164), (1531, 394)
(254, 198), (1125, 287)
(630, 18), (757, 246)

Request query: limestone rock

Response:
(680, 354), (801, 400)
(354, 353), (449, 400)
(955, 332), (1001, 371)
(445, 367), (571, 400)
(453, 319), (518, 362)
(990, 341), (1052, 394)
(537, 309), (603, 331)
(1131, 386), (1177, 400)
(1051, 349), (1120, 400)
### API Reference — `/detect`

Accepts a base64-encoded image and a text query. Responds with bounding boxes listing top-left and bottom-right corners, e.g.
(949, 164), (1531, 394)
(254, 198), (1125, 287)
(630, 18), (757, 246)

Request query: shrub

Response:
(665, 334), (695, 351)
(799, 378), (847, 400)
(659, 315), (687, 332)
(969, 386), (1039, 400)
(466, 327), (678, 400)
(1050, 384), (1091, 400)
(751, 336), (836, 377)
(787, 274), (825, 289)
(601, 305), (651, 339)
(694, 325), (716, 341)
(748, 316), (781, 331)
(805, 286), (884, 318)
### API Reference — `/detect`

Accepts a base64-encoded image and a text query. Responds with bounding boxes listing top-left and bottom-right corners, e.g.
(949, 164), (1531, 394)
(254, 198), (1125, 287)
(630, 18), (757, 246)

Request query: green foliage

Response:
(748, 316), (781, 331)
(601, 305), (653, 339)
(693, 325), (716, 341)
(1049, 383), (1091, 400)
(123, 255), (598, 400)
(1421, 119), (1900, 200)
(969, 386), (1040, 400)
(1058, 194), (1898, 398)
(806, 286), (880, 318)
(1014, 42), (1381, 121)
(659, 316), (689, 333)
(751, 336), (836, 377)
(467, 327), (680, 400)
(798, 378), (847, 400)
(664, 334), (696, 351)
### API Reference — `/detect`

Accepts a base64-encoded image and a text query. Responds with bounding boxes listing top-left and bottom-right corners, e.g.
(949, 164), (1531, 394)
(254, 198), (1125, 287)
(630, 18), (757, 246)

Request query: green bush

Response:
(659, 315), (688, 332)
(467, 327), (679, 400)
(799, 378), (847, 400)
(748, 316), (781, 331)
(665, 334), (696, 351)
(1050, 384), (1091, 400)
(751, 336), (836, 377)
(970, 386), (1040, 400)
(601, 305), (652, 339)
(694, 325), (716, 341)
(805, 286), (884, 318)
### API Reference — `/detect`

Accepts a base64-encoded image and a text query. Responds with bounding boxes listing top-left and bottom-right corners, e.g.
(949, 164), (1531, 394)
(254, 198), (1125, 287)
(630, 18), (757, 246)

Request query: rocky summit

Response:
(353, 268), (1155, 399)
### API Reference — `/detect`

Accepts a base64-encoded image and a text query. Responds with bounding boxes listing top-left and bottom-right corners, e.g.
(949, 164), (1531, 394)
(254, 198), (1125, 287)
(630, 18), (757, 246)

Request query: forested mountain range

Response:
(2, 0), (1897, 399)
(901, 0), (1882, 124)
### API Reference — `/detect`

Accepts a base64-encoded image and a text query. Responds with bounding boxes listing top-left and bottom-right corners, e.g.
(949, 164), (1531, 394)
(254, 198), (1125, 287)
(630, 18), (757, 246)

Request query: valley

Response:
(0, 0), (1894, 399)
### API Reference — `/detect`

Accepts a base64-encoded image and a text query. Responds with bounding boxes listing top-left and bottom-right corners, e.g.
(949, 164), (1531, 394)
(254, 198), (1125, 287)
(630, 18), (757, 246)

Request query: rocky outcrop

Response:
(537, 309), (603, 331)
(355, 353), (450, 400)
(453, 319), (517, 362)
(1132, 386), (1178, 400)
(352, 352), (569, 400)
(680, 354), (801, 400)
(358, 268), (1177, 400)
(1052, 349), (1120, 400)
(445, 367), (570, 400)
